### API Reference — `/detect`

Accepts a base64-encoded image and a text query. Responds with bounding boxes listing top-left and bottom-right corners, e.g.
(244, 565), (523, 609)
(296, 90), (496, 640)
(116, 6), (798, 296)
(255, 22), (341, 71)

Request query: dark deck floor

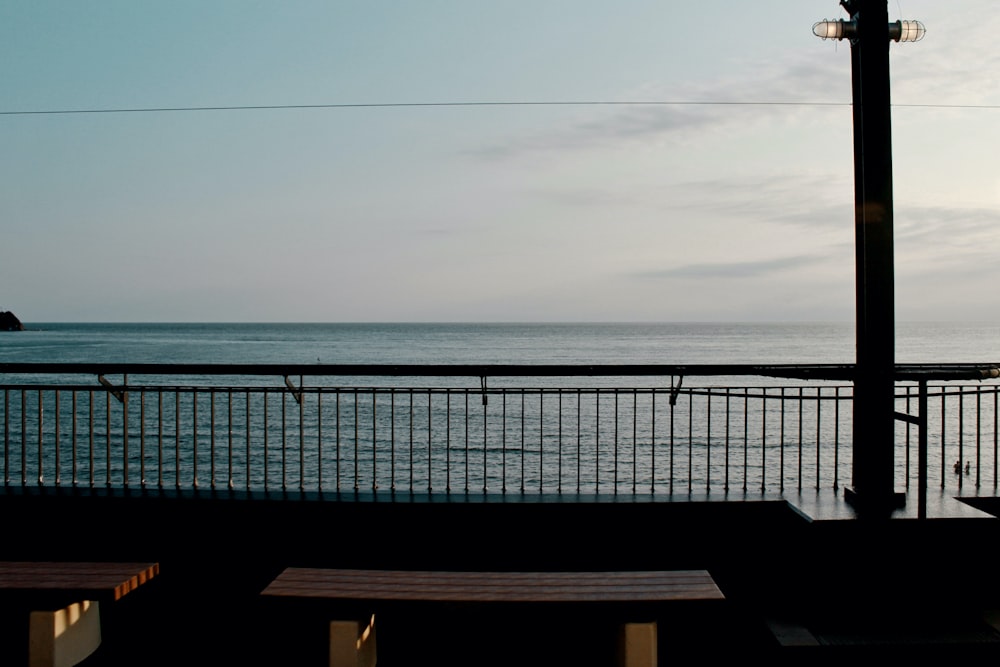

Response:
(2, 486), (1000, 665)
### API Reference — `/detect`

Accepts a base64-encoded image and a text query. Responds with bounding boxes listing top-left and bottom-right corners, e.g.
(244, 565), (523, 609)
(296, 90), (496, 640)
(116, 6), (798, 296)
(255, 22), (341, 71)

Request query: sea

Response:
(2, 320), (999, 366)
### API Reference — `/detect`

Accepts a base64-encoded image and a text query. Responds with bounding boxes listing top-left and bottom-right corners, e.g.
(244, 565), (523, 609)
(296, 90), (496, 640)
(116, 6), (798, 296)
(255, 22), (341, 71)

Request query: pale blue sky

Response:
(3, 1), (999, 323)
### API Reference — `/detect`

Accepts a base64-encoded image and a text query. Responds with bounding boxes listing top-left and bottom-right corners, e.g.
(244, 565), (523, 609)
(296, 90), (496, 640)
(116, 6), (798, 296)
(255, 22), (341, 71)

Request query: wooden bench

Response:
(260, 568), (725, 667)
(0, 561), (160, 667)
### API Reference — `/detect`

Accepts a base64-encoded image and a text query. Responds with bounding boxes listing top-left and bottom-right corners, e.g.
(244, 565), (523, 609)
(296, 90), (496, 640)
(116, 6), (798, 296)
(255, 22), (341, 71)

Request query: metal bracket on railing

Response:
(480, 376), (488, 406)
(98, 374), (127, 404)
(669, 375), (684, 406)
(284, 375), (303, 405)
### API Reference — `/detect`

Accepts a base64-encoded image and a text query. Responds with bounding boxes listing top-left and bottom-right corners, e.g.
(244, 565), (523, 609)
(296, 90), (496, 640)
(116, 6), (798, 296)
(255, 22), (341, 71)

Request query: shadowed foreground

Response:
(3, 487), (1000, 665)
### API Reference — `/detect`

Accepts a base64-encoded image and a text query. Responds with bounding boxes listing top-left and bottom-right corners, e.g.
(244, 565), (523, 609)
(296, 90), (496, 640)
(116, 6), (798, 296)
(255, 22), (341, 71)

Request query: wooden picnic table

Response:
(261, 568), (725, 666)
(0, 561), (160, 667)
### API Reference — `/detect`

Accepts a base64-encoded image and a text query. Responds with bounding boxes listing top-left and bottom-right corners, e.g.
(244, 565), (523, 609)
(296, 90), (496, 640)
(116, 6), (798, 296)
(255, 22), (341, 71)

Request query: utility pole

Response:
(813, 1), (924, 517)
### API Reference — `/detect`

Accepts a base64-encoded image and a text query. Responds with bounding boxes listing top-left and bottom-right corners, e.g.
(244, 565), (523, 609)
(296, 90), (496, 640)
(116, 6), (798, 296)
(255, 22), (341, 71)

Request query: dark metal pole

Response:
(844, 0), (903, 516)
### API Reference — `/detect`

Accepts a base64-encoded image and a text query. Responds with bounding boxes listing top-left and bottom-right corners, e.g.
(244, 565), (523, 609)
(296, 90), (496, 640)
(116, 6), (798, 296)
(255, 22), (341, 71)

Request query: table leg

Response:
(329, 614), (376, 667)
(28, 600), (102, 667)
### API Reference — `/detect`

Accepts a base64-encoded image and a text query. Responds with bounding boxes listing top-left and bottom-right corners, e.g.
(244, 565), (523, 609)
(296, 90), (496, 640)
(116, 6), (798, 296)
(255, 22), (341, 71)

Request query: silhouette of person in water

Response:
(966, 461), (972, 475)
(954, 459), (962, 475)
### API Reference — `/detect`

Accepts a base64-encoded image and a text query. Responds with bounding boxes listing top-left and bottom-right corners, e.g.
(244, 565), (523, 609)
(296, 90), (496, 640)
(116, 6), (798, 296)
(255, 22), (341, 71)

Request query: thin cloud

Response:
(661, 172), (852, 227)
(897, 205), (1000, 247)
(527, 186), (638, 209)
(897, 205), (1000, 273)
(468, 50), (849, 161)
(633, 254), (823, 280)
(528, 171), (851, 220)
(467, 105), (720, 160)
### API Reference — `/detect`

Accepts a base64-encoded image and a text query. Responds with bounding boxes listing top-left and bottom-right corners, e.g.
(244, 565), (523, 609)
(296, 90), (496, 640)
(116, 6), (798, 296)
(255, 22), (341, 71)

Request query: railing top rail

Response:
(1, 362), (855, 379)
(0, 362), (997, 382)
(894, 364), (1000, 381)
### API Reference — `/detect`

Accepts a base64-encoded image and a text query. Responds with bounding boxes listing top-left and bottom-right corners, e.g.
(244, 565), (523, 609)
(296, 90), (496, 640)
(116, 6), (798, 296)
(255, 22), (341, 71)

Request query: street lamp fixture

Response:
(891, 20), (926, 43)
(813, 19), (927, 42)
(812, 19), (857, 41)
(812, 18), (925, 42)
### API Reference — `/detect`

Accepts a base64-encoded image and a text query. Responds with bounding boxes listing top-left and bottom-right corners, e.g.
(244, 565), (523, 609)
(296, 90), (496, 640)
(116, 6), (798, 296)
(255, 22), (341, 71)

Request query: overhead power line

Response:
(1, 100), (996, 116)
(1, 101), (845, 115)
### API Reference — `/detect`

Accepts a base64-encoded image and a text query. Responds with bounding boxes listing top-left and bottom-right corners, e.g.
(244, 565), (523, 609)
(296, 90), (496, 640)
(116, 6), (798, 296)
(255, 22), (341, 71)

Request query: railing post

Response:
(122, 375), (128, 487)
(918, 379), (928, 520)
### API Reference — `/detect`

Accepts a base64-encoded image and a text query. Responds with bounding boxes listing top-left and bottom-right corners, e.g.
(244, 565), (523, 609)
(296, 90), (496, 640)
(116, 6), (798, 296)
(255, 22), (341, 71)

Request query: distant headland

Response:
(0, 311), (24, 331)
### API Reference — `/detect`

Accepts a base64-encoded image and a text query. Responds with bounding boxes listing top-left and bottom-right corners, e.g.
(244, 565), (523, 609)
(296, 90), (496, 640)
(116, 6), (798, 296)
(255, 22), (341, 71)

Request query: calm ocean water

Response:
(2, 321), (998, 366)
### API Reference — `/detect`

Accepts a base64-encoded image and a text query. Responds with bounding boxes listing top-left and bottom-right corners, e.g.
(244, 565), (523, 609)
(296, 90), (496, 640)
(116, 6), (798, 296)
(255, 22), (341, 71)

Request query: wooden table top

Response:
(261, 568), (724, 603)
(0, 561), (160, 602)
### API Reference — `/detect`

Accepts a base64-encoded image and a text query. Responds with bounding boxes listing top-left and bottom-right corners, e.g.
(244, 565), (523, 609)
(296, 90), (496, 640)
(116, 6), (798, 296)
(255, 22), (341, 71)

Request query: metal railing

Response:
(2, 363), (999, 499)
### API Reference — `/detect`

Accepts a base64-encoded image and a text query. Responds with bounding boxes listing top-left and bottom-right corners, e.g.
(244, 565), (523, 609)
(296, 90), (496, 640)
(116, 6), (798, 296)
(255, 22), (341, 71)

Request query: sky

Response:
(2, 1), (999, 323)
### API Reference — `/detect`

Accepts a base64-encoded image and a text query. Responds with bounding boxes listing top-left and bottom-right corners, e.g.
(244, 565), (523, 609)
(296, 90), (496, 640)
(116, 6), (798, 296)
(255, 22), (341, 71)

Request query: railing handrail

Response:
(3, 361), (999, 382)
(0, 362), (853, 378)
